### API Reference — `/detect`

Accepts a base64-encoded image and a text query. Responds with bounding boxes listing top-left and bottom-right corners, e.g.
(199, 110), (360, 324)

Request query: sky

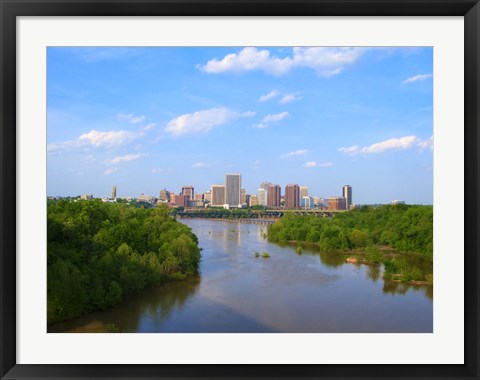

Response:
(47, 47), (433, 204)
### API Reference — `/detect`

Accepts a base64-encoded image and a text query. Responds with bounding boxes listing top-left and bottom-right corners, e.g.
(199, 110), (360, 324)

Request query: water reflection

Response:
(366, 264), (381, 282)
(49, 276), (201, 333)
(382, 280), (433, 299)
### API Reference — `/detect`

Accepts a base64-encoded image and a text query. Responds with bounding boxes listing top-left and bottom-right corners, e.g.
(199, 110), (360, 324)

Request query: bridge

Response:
(175, 208), (347, 222)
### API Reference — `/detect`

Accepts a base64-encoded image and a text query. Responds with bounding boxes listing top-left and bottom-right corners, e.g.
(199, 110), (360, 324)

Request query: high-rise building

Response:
(301, 196), (314, 210)
(111, 185), (117, 199)
(267, 184), (281, 208)
(225, 173), (241, 207)
(342, 185), (352, 210)
(328, 196), (347, 210)
(240, 188), (247, 205)
(182, 186), (194, 200)
(257, 188), (267, 206)
(249, 194), (259, 207)
(172, 194), (188, 208)
(300, 186), (309, 199)
(159, 189), (170, 202)
(204, 190), (212, 203)
(258, 182), (271, 206)
(285, 184), (300, 209)
(211, 184), (225, 207)
(80, 194), (93, 200)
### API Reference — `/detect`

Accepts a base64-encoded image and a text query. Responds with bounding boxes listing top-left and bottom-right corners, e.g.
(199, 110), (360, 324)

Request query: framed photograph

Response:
(1, 0), (479, 379)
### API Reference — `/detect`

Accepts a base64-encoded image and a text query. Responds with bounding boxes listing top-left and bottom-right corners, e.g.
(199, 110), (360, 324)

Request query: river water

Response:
(50, 219), (433, 333)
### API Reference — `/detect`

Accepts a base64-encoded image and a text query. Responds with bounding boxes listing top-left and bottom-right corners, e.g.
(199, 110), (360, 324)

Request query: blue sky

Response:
(47, 47), (433, 204)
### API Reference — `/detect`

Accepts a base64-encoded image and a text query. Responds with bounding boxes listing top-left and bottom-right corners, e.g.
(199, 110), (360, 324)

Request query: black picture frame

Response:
(1, 1), (479, 379)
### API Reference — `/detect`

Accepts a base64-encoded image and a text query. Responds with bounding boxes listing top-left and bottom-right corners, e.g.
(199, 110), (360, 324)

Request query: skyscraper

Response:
(257, 188), (267, 206)
(211, 184), (225, 207)
(267, 184), (281, 208)
(182, 186), (194, 200)
(342, 185), (352, 210)
(225, 173), (241, 207)
(258, 182), (271, 206)
(111, 185), (117, 199)
(300, 186), (309, 199)
(240, 188), (247, 205)
(285, 184), (300, 209)
(159, 189), (170, 202)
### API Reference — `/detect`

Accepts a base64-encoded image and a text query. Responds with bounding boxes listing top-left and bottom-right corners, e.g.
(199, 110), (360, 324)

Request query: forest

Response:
(47, 200), (201, 324)
(268, 204), (433, 282)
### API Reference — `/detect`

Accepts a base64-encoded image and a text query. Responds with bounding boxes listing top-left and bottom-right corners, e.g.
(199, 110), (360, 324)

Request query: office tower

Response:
(240, 188), (247, 204)
(257, 188), (267, 206)
(111, 185), (117, 199)
(267, 184), (281, 207)
(172, 194), (188, 208)
(204, 190), (212, 203)
(300, 186), (309, 199)
(249, 194), (259, 207)
(342, 185), (352, 210)
(211, 184), (225, 207)
(258, 182), (271, 206)
(195, 194), (204, 202)
(285, 184), (300, 209)
(328, 196), (347, 210)
(159, 189), (170, 202)
(182, 186), (194, 200)
(225, 173), (241, 207)
(301, 196), (314, 210)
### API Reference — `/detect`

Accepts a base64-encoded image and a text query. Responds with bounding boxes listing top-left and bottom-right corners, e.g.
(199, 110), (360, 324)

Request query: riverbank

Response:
(279, 240), (432, 286)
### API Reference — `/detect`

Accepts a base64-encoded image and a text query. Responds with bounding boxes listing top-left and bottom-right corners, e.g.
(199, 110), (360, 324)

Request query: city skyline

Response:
(47, 47), (433, 204)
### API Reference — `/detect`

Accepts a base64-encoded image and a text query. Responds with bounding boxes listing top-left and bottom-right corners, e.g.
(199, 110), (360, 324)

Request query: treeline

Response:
(177, 206), (267, 219)
(48, 200), (201, 324)
(268, 204), (433, 259)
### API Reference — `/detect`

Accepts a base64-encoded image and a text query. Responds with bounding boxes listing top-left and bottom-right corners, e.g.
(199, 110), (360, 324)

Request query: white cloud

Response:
(279, 93), (302, 104)
(198, 47), (365, 77)
(141, 123), (157, 132)
(104, 167), (118, 175)
(339, 135), (433, 155)
(303, 161), (333, 167)
(402, 73), (433, 84)
(283, 149), (308, 158)
(259, 90), (280, 102)
(192, 162), (210, 168)
(418, 135), (434, 151)
(192, 161), (218, 169)
(85, 154), (95, 163)
(319, 162), (333, 167)
(117, 113), (146, 124)
(263, 112), (289, 123)
(107, 153), (145, 165)
(165, 107), (252, 137)
(254, 111), (289, 128)
(253, 160), (261, 169)
(338, 145), (361, 155)
(48, 129), (138, 154)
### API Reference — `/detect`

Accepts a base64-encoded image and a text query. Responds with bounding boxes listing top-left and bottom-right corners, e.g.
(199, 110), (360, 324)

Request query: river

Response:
(49, 219), (433, 333)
